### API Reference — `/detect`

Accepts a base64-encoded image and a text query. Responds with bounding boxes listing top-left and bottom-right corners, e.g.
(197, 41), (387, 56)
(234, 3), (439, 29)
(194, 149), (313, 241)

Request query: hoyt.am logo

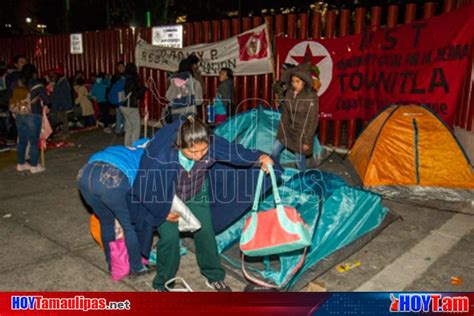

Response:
(390, 293), (470, 313)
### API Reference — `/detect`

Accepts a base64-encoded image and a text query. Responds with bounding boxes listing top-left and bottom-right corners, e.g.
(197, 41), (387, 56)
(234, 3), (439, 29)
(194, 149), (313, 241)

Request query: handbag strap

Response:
(242, 172), (327, 289)
(251, 163), (281, 212)
(241, 248), (307, 289)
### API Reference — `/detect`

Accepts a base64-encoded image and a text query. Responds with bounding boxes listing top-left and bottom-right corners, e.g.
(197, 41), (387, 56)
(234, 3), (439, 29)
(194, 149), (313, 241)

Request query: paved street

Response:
(0, 129), (472, 292)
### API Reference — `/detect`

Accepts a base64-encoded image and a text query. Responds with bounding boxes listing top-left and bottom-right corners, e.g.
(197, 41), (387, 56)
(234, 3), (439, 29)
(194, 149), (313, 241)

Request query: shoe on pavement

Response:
(30, 165), (46, 174)
(128, 266), (150, 279)
(17, 163), (32, 171)
(206, 280), (232, 292)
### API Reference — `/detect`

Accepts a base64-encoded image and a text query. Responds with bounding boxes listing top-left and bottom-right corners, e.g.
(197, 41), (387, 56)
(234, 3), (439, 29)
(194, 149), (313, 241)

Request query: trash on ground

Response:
(450, 276), (463, 286)
(336, 260), (361, 273)
(306, 281), (327, 292)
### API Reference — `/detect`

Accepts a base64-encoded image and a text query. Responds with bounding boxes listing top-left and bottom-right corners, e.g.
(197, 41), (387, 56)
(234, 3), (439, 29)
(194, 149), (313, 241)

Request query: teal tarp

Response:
(216, 168), (388, 288)
(214, 108), (388, 288)
(214, 105), (323, 163)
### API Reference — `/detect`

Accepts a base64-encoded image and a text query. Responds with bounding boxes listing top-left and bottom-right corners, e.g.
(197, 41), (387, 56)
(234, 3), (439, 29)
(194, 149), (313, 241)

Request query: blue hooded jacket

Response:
(128, 121), (283, 256)
(88, 138), (149, 185)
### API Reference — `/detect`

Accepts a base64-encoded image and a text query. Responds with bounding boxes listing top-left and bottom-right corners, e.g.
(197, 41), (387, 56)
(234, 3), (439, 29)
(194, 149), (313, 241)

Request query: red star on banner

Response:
(290, 44), (326, 66)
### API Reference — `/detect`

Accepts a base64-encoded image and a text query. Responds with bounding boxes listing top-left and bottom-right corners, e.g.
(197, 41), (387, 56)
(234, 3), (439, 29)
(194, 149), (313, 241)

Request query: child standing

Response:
(91, 73), (111, 131)
(214, 68), (234, 123)
(271, 63), (319, 171)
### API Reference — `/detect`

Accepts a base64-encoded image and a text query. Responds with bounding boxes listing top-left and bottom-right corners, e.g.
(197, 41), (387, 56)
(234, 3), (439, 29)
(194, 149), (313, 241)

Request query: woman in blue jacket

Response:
(77, 138), (150, 276)
(129, 117), (280, 292)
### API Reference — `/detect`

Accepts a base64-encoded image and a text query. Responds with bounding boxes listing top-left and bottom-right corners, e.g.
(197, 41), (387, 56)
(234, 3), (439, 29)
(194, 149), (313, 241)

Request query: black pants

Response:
(99, 102), (113, 127)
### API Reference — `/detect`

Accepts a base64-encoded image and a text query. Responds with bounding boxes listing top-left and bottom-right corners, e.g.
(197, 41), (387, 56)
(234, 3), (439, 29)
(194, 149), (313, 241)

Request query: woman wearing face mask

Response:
(129, 117), (280, 292)
(271, 63), (319, 171)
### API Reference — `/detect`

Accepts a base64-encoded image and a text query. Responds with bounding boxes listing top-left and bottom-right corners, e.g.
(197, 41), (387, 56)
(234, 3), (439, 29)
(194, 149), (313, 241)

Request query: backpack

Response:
(167, 72), (196, 110)
(108, 77), (126, 107)
(9, 84), (43, 115)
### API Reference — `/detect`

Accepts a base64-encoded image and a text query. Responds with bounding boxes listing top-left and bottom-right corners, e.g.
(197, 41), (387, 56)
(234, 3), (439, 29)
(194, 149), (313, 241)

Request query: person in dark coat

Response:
(215, 68), (234, 122)
(272, 63), (319, 171)
(121, 63), (145, 146)
(128, 117), (280, 292)
(50, 68), (73, 139)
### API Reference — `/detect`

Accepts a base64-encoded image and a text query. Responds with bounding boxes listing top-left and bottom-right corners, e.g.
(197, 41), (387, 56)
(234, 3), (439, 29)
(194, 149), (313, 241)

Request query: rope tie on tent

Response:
(146, 76), (169, 106)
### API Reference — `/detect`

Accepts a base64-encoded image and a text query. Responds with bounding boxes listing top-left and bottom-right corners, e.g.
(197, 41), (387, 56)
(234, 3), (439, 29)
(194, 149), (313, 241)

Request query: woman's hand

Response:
(166, 212), (180, 222)
(303, 144), (310, 152)
(259, 155), (274, 174)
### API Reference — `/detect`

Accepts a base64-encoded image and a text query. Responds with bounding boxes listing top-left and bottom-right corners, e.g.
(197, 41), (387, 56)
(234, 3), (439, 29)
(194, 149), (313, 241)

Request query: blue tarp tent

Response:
(214, 108), (390, 289)
(214, 105), (323, 163)
(216, 168), (389, 289)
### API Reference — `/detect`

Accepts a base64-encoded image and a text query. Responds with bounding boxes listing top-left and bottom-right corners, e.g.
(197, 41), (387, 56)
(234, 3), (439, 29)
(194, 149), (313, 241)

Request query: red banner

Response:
(1, 292), (474, 315)
(276, 5), (474, 126)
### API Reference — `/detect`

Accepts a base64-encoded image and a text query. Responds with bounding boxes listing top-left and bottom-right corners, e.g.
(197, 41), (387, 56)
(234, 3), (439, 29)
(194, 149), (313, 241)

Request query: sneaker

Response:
(206, 280), (232, 292)
(0, 145), (10, 153)
(6, 139), (16, 146)
(145, 264), (157, 272)
(30, 165), (46, 174)
(17, 163), (32, 171)
(128, 266), (150, 278)
(103, 127), (113, 134)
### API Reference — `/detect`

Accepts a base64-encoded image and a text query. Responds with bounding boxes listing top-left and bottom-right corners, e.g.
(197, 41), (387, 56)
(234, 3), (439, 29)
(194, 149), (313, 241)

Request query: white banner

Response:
(135, 24), (273, 76)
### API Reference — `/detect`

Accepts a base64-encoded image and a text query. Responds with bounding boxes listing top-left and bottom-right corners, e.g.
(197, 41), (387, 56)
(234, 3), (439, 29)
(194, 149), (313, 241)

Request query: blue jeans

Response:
(271, 139), (307, 171)
(16, 114), (42, 166)
(115, 107), (124, 134)
(77, 162), (144, 272)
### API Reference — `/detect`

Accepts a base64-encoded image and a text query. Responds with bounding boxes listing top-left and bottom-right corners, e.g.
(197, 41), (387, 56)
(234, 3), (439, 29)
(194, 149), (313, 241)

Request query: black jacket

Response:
(123, 73), (145, 108)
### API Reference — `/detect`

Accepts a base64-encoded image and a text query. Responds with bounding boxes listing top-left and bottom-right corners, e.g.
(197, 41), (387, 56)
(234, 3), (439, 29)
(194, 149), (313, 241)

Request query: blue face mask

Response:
(96, 78), (102, 83)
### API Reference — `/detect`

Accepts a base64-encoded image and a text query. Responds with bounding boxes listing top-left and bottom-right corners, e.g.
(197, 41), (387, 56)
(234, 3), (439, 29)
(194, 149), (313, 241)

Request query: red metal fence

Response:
(0, 0), (473, 147)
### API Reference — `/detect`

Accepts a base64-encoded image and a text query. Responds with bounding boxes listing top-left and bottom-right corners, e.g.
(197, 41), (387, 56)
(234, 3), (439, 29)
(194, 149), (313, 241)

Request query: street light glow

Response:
(26, 17), (32, 23)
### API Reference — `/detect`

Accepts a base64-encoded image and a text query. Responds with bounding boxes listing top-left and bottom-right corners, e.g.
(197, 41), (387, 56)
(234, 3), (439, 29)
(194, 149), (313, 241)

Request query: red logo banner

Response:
(276, 4), (474, 126)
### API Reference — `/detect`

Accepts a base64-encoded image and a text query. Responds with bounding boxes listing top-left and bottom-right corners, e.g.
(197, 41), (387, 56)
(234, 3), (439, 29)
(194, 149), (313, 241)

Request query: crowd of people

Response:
(0, 56), (149, 172)
(1, 51), (320, 291)
(0, 53), (246, 169)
